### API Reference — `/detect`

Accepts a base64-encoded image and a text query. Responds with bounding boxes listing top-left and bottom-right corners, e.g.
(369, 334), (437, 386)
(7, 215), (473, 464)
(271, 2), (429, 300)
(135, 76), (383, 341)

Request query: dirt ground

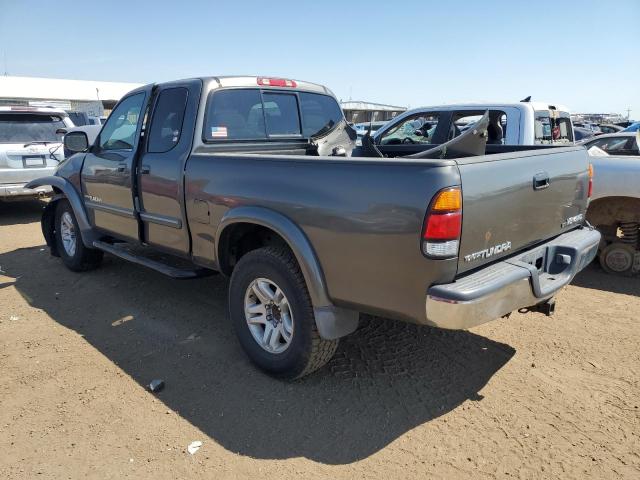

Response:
(0, 200), (638, 480)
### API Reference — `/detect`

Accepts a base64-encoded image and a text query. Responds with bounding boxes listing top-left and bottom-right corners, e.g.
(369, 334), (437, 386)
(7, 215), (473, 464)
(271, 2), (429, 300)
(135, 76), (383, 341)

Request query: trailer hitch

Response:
(518, 298), (556, 317)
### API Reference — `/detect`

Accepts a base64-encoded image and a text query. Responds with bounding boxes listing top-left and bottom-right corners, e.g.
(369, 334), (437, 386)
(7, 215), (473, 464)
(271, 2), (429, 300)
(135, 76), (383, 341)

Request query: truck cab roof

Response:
(399, 102), (571, 117)
(131, 76), (334, 97)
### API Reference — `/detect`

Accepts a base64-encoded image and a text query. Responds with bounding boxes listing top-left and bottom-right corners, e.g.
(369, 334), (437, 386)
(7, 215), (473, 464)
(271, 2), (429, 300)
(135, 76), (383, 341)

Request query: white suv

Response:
(0, 106), (74, 199)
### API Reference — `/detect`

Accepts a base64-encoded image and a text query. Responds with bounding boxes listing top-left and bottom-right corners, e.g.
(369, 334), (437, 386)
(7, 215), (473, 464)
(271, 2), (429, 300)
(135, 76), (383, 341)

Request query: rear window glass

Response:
(0, 113), (66, 143)
(262, 93), (301, 136)
(203, 89), (343, 142)
(204, 89), (266, 141)
(534, 112), (573, 144)
(299, 92), (344, 137)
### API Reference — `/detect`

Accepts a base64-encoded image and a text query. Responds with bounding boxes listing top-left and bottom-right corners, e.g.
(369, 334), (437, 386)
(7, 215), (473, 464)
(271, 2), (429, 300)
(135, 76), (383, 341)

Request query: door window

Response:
(379, 114), (439, 145)
(99, 93), (146, 151)
(449, 110), (507, 144)
(147, 88), (189, 153)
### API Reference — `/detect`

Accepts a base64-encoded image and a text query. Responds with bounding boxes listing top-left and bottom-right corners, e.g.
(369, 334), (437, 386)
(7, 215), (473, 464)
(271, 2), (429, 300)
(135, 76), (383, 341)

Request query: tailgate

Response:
(456, 147), (590, 274)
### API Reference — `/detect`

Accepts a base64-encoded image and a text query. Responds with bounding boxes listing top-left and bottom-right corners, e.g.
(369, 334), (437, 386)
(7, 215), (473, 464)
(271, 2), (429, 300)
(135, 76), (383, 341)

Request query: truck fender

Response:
(25, 176), (97, 248)
(216, 206), (359, 340)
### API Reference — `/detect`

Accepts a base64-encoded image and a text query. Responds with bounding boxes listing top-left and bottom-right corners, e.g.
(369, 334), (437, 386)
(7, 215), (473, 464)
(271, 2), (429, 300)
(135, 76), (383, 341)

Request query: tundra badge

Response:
(464, 241), (512, 262)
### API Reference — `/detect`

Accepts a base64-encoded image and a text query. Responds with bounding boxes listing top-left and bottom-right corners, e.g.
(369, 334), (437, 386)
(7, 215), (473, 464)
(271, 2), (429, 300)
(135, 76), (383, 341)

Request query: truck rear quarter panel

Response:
(185, 155), (460, 323)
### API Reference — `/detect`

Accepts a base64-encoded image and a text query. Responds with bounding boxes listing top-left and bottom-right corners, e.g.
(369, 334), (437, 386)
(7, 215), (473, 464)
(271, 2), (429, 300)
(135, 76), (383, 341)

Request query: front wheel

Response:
(229, 247), (338, 379)
(54, 200), (103, 272)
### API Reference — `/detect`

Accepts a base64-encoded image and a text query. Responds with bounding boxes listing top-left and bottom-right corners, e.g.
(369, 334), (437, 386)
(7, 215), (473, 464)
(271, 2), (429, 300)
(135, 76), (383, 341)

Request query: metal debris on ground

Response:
(187, 441), (202, 455)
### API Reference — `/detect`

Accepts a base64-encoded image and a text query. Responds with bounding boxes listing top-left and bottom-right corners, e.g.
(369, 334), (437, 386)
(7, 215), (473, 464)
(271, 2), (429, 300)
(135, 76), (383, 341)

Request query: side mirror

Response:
(64, 131), (89, 153)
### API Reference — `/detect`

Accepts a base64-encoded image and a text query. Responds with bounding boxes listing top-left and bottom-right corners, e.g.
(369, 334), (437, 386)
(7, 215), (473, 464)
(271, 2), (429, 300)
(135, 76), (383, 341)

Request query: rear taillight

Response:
(588, 163), (593, 198)
(422, 187), (462, 258)
(257, 77), (297, 88)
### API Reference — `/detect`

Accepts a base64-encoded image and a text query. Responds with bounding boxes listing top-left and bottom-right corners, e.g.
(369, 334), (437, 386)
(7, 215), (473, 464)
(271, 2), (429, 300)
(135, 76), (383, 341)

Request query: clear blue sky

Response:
(1, 0), (638, 117)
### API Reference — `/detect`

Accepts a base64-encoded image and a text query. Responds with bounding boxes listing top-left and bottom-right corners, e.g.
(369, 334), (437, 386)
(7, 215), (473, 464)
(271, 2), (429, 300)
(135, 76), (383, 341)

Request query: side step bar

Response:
(92, 241), (215, 279)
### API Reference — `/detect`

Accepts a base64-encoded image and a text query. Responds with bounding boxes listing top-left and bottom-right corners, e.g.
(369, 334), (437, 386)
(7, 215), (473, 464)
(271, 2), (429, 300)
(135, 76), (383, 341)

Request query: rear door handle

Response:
(116, 162), (127, 173)
(140, 165), (150, 174)
(533, 172), (550, 190)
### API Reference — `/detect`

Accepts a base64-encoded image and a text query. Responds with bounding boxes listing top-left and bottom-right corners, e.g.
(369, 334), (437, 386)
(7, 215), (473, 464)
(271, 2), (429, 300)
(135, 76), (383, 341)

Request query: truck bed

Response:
(184, 145), (590, 323)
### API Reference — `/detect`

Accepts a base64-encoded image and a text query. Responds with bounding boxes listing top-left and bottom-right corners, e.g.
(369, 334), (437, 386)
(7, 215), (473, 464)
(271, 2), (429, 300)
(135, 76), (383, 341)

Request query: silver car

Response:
(580, 132), (640, 156)
(0, 106), (73, 199)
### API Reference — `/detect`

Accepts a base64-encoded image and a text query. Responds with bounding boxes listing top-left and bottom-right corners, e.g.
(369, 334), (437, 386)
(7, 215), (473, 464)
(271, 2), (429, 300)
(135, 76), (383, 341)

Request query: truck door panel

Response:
(137, 81), (201, 255)
(81, 88), (152, 241)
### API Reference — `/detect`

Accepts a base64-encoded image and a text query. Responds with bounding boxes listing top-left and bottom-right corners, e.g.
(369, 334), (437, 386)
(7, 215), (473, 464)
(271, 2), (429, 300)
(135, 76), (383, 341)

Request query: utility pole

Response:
(3, 52), (7, 76)
(625, 108), (631, 120)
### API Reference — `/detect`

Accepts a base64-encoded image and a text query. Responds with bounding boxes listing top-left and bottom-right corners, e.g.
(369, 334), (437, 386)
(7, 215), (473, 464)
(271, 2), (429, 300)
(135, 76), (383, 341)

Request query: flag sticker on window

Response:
(211, 126), (228, 138)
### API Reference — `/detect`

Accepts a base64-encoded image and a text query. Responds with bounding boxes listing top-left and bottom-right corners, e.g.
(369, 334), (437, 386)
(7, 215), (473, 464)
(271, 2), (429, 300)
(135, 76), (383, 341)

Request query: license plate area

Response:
(22, 155), (46, 168)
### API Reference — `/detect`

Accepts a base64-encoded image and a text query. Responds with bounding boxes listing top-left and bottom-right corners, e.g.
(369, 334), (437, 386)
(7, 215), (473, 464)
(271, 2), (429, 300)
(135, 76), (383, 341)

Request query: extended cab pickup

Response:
(28, 76), (600, 379)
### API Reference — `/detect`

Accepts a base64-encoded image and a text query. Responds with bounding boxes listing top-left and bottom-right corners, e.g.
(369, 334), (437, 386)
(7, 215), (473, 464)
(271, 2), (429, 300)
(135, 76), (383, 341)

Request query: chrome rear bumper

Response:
(425, 227), (601, 329)
(0, 183), (52, 198)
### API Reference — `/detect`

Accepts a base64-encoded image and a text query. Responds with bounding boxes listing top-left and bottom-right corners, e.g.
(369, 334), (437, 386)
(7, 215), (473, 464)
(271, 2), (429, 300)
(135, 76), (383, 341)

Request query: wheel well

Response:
(217, 223), (292, 276)
(587, 196), (640, 227)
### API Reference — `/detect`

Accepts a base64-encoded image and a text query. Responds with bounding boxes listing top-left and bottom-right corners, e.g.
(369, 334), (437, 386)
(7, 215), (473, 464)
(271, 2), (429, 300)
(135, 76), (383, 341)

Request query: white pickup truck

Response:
(365, 101), (574, 157)
(0, 106), (73, 199)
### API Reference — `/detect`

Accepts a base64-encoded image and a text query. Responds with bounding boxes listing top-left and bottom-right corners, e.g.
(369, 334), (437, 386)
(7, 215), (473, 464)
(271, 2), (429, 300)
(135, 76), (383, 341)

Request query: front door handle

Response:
(533, 172), (550, 190)
(140, 164), (151, 174)
(116, 162), (127, 173)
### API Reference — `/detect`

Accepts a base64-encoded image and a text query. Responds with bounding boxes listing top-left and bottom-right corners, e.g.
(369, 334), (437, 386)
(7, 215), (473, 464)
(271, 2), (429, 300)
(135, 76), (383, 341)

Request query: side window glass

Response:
(99, 93), (145, 151)
(204, 89), (266, 141)
(147, 88), (189, 153)
(379, 114), (439, 145)
(262, 93), (301, 137)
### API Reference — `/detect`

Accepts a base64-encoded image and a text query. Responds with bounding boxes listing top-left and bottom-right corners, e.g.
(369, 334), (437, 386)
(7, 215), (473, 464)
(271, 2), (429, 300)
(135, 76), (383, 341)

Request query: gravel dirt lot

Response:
(1, 200), (639, 479)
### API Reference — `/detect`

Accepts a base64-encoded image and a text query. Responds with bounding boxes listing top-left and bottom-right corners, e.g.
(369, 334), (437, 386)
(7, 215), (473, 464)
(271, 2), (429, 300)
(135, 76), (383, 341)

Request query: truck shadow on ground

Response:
(1, 245), (516, 464)
(0, 199), (46, 226)
(572, 263), (640, 296)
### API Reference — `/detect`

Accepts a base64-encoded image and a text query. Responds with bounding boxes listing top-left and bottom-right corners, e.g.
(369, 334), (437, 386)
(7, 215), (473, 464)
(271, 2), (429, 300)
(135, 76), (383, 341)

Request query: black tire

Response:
(229, 246), (338, 379)
(54, 200), (103, 272)
(598, 242), (637, 276)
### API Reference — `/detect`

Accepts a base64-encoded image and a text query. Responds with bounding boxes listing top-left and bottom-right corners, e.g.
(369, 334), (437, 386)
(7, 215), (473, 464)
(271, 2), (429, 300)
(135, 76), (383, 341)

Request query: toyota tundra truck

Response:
(27, 76), (600, 379)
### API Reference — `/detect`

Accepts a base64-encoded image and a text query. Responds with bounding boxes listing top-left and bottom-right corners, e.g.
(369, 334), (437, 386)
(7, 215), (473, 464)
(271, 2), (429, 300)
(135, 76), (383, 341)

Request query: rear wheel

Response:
(229, 247), (338, 379)
(599, 242), (637, 276)
(54, 200), (103, 272)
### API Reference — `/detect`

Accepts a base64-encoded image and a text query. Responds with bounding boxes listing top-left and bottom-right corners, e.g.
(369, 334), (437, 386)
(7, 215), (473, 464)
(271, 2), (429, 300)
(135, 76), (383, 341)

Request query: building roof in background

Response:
(0, 75), (144, 101)
(340, 100), (406, 111)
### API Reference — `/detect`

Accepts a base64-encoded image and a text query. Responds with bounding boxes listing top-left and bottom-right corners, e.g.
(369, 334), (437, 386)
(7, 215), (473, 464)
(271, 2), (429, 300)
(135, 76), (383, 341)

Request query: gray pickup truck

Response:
(28, 76), (600, 379)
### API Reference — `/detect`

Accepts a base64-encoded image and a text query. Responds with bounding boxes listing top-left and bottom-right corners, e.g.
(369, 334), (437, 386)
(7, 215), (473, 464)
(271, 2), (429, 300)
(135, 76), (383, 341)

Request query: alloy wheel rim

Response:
(60, 212), (77, 257)
(244, 277), (294, 354)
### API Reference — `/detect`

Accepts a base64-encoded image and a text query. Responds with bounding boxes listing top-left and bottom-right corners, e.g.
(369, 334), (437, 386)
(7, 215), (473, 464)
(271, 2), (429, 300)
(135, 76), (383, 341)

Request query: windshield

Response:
(0, 113), (66, 144)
